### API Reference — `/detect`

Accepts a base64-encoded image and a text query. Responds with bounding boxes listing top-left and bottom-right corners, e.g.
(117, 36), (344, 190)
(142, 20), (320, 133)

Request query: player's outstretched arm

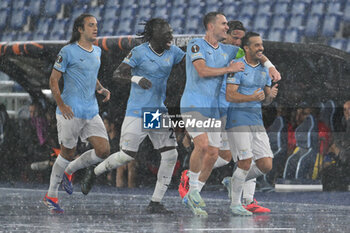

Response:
(262, 84), (278, 106)
(96, 80), (110, 102)
(193, 59), (244, 78)
(226, 84), (265, 103)
(49, 69), (74, 120)
(112, 63), (152, 89)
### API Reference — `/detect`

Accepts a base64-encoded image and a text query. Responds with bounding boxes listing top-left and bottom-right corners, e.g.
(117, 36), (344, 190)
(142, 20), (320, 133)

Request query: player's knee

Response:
(95, 144), (110, 159)
(256, 158), (273, 174)
(260, 162), (272, 174)
(193, 139), (209, 155)
(237, 158), (252, 171)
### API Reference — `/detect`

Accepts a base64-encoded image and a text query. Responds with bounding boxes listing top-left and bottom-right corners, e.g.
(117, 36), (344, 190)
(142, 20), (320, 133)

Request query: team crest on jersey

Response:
(221, 53), (228, 59)
(261, 71), (266, 78)
(191, 45), (200, 53)
(56, 55), (63, 63)
(164, 57), (170, 64)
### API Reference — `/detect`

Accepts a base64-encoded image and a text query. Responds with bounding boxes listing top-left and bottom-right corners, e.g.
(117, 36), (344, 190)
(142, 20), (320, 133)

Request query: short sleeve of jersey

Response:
(227, 71), (242, 85)
(122, 47), (141, 68)
(54, 46), (69, 73)
(173, 46), (185, 64)
(235, 48), (245, 59)
(188, 39), (205, 62)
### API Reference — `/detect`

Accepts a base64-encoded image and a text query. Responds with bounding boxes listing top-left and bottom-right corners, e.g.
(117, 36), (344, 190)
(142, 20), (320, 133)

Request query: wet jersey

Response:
(226, 57), (272, 129)
(54, 43), (101, 119)
(181, 38), (240, 118)
(123, 43), (185, 117)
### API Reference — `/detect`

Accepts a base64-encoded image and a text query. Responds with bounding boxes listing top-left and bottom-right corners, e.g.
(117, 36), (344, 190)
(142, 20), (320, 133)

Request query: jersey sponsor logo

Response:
(227, 77), (236, 83)
(143, 109), (161, 129)
(191, 53), (202, 59)
(191, 45), (200, 53)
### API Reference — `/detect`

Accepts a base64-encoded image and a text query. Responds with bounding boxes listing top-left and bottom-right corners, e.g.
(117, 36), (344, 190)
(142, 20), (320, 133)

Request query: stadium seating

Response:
(266, 115), (288, 184)
(288, 13), (305, 29)
(256, 2), (273, 15)
(12, 0), (28, 10)
(283, 114), (318, 179)
(321, 14), (341, 37)
(304, 14), (323, 37)
(104, 7), (119, 21)
(253, 13), (270, 31)
(28, 0), (43, 17)
(105, 0), (120, 8)
(100, 18), (118, 36)
(319, 100), (335, 132)
(44, 0), (62, 17)
(309, 1), (326, 15)
(267, 28), (284, 42)
(0, 0), (11, 10)
(0, 9), (9, 31)
(328, 38), (346, 50)
(116, 19), (133, 35)
(284, 28), (303, 43)
(271, 14), (289, 30)
(239, 2), (257, 17)
(221, 3), (239, 18)
(274, 2), (289, 14)
(136, 7), (153, 22)
(0, 0), (349, 52)
(89, 6), (105, 22)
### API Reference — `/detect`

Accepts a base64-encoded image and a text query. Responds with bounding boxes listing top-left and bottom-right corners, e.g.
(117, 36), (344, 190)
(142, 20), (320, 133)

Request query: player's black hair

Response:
(227, 20), (246, 34)
(138, 18), (169, 42)
(241, 31), (260, 51)
(69, 13), (95, 44)
(203, 12), (225, 30)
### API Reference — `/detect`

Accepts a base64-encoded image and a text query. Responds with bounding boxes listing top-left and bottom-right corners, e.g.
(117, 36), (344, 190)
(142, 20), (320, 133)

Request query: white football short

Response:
(181, 111), (222, 148)
(227, 125), (273, 162)
(120, 116), (177, 152)
(219, 115), (230, 151)
(56, 114), (108, 149)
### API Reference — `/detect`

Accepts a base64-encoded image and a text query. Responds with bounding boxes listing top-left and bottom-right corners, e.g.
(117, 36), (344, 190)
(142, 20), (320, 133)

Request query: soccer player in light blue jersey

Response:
(43, 14), (111, 213)
(180, 12), (245, 216)
(226, 32), (278, 216)
(81, 18), (185, 214)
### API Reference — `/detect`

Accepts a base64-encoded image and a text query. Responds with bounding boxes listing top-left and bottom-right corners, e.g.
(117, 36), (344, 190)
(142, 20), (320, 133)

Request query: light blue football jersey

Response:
(54, 43), (101, 119)
(123, 43), (185, 117)
(218, 50), (245, 118)
(180, 38), (239, 118)
(226, 57), (272, 129)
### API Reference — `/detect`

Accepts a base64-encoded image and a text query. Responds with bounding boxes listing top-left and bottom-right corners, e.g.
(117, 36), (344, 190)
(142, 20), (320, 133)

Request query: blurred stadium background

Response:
(0, 0), (349, 47)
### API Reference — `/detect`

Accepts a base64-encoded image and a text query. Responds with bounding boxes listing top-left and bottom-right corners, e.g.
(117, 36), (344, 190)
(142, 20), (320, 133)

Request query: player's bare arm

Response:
(262, 84), (278, 105)
(113, 62), (152, 89)
(193, 59), (244, 78)
(49, 69), (74, 120)
(259, 54), (281, 82)
(96, 80), (110, 102)
(226, 83), (265, 103)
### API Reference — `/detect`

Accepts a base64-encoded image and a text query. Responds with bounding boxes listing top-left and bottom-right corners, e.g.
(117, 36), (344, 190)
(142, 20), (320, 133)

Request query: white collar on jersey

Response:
(148, 43), (165, 56)
(244, 56), (260, 68)
(76, 42), (94, 52)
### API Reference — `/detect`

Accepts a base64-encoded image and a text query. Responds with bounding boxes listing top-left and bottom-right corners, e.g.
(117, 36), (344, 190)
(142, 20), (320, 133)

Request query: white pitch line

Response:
(183, 228), (296, 231)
